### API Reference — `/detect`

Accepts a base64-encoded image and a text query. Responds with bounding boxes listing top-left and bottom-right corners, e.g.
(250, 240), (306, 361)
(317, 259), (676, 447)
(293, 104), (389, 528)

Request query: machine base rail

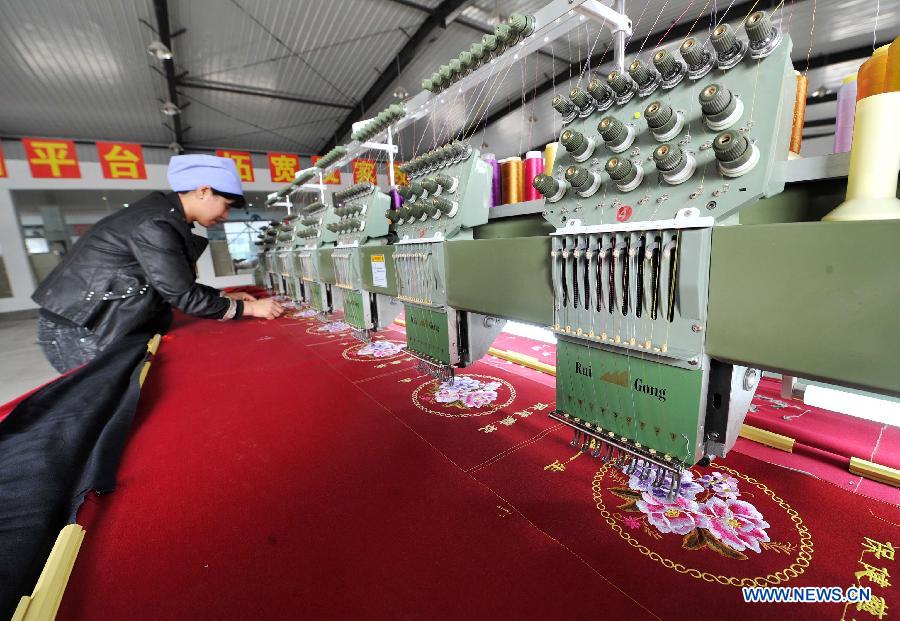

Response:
(407, 349), (455, 382)
(549, 410), (684, 500)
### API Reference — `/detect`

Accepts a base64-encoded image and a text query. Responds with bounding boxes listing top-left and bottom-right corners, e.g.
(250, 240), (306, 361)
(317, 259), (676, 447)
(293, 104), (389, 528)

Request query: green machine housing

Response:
(328, 182), (402, 337)
(530, 16), (796, 496)
(293, 200), (340, 314)
(391, 141), (504, 379)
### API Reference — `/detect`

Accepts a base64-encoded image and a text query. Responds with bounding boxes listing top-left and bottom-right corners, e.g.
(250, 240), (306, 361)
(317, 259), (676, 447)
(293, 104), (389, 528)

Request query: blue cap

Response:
(167, 154), (244, 195)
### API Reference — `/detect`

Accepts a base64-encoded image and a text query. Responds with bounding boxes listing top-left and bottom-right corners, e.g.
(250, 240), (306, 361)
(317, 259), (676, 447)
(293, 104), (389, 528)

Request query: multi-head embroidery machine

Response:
(261, 0), (900, 499)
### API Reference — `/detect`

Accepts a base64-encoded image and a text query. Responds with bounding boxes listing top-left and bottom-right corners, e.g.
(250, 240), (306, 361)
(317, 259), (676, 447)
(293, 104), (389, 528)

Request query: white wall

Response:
(0, 159), (278, 312)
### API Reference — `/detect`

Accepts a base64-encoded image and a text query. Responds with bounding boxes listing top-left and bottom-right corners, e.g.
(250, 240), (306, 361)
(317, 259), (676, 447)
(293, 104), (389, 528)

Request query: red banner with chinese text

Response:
(352, 159), (378, 185)
(216, 150), (255, 182)
(96, 142), (147, 180)
(23, 138), (81, 178)
(392, 162), (408, 186)
(268, 152), (301, 183)
(311, 155), (341, 184)
(0, 142), (6, 178)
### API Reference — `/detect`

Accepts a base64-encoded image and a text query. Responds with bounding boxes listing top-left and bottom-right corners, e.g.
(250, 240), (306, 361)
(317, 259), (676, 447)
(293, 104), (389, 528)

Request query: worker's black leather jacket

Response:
(32, 191), (228, 350)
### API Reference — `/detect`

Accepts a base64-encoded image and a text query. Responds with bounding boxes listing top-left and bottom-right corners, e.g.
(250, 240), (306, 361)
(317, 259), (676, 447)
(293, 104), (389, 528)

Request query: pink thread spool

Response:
(523, 151), (544, 201)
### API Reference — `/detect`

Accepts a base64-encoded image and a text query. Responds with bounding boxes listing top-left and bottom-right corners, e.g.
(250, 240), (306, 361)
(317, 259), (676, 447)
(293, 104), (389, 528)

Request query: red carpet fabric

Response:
(59, 314), (651, 621)
(58, 313), (898, 620)
(472, 425), (900, 621)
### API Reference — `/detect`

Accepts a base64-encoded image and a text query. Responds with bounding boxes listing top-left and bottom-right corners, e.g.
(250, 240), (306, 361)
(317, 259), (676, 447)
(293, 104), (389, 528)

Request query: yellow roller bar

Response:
(739, 424), (795, 453)
(850, 457), (900, 488)
(12, 524), (85, 621)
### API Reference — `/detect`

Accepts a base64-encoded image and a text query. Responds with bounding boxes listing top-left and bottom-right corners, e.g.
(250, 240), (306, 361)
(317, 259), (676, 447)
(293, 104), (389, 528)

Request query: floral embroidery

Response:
(412, 374), (516, 418)
(609, 466), (771, 560)
(295, 309), (318, 318)
(316, 321), (350, 333)
(357, 340), (406, 358)
(431, 376), (503, 409)
(697, 497), (771, 554)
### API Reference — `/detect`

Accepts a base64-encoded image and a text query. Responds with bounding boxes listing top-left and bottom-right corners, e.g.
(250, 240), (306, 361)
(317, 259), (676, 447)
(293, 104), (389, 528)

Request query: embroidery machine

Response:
(261, 0), (900, 499)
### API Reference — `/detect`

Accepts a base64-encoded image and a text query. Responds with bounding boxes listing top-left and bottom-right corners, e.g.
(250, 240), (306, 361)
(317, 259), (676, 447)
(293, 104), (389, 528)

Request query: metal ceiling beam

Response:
(177, 79), (356, 109)
(323, 0), (471, 152)
(152, 0), (185, 151)
(803, 44), (874, 71)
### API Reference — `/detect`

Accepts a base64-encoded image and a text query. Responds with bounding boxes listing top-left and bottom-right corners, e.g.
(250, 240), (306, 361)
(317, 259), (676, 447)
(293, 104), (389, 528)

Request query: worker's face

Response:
(193, 186), (233, 227)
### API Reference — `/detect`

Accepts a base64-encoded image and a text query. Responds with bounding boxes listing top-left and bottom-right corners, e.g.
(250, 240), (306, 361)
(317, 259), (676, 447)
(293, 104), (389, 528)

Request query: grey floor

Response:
(0, 311), (58, 404)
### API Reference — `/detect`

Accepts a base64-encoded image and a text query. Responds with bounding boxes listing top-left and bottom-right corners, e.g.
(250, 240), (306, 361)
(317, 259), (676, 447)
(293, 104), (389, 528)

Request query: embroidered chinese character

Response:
(856, 595), (888, 619)
(478, 424), (498, 434)
(863, 538), (895, 561)
(499, 416), (516, 427)
(514, 410), (531, 418)
(855, 563), (891, 588)
(544, 460), (566, 472)
(531, 403), (550, 411)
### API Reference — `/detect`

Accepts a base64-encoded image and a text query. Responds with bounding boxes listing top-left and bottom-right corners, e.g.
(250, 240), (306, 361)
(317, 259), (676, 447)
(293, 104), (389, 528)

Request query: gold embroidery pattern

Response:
(592, 463), (813, 587)
(411, 374), (517, 418)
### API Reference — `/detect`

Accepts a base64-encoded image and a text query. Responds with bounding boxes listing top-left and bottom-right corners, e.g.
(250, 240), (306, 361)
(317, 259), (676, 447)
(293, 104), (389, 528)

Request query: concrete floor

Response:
(0, 311), (58, 404)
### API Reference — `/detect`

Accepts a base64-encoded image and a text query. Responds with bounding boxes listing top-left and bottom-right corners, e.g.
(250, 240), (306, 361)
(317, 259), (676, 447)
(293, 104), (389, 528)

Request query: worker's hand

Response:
(245, 298), (284, 320)
(224, 291), (257, 302)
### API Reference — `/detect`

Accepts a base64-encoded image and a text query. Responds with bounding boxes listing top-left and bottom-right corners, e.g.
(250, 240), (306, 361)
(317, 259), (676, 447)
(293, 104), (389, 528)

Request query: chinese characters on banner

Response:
(215, 150), (255, 182)
(23, 138), (81, 178)
(311, 155), (341, 184)
(352, 159), (378, 185)
(392, 162), (408, 186)
(268, 152), (300, 183)
(0, 142), (6, 178)
(96, 142), (147, 180)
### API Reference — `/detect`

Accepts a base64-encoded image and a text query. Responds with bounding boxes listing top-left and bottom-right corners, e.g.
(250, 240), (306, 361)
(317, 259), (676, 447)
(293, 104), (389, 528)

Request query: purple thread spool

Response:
(834, 76), (857, 153)
(483, 153), (502, 207)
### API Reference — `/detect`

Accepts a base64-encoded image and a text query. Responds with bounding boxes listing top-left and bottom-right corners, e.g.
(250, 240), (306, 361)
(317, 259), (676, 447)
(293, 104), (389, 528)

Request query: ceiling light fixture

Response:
(147, 40), (173, 61)
(160, 101), (181, 116)
(393, 86), (409, 100)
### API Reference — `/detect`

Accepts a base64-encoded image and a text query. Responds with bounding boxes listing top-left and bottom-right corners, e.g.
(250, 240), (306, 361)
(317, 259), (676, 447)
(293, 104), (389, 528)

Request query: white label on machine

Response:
(370, 254), (387, 287)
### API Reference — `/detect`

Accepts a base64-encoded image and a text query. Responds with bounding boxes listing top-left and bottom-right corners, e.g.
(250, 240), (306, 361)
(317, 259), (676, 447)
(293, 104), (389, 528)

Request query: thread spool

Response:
(857, 44), (890, 101)
(483, 153), (502, 208)
(790, 71), (808, 156)
(824, 92), (900, 221)
(544, 142), (558, 175)
(499, 157), (523, 205)
(886, 36), (900, 92)
(523, 151), (544, 201)
(833, 74), (857, 153)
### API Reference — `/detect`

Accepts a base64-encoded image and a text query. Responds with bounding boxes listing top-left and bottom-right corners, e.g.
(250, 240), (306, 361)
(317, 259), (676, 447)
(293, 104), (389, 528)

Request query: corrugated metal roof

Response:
(0, 0), (895, 156)
(0, 0), (169, 144)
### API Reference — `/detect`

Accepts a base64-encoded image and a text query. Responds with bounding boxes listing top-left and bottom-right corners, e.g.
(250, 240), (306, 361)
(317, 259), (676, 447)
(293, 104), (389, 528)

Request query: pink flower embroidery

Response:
(636, 492), (703, 536)
(621, 515), (643, 530)
(700, 472), (741, 499)
(463, 389), (498, 408)
(697, 497), (771, 553)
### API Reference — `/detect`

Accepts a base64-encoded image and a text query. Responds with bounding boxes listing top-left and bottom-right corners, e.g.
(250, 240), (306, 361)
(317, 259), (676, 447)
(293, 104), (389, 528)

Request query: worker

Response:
(32, 154), (284, 373)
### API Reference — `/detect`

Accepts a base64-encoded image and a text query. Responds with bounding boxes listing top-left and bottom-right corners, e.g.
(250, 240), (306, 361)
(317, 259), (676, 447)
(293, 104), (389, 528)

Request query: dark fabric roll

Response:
(0, 331), (152, 618)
